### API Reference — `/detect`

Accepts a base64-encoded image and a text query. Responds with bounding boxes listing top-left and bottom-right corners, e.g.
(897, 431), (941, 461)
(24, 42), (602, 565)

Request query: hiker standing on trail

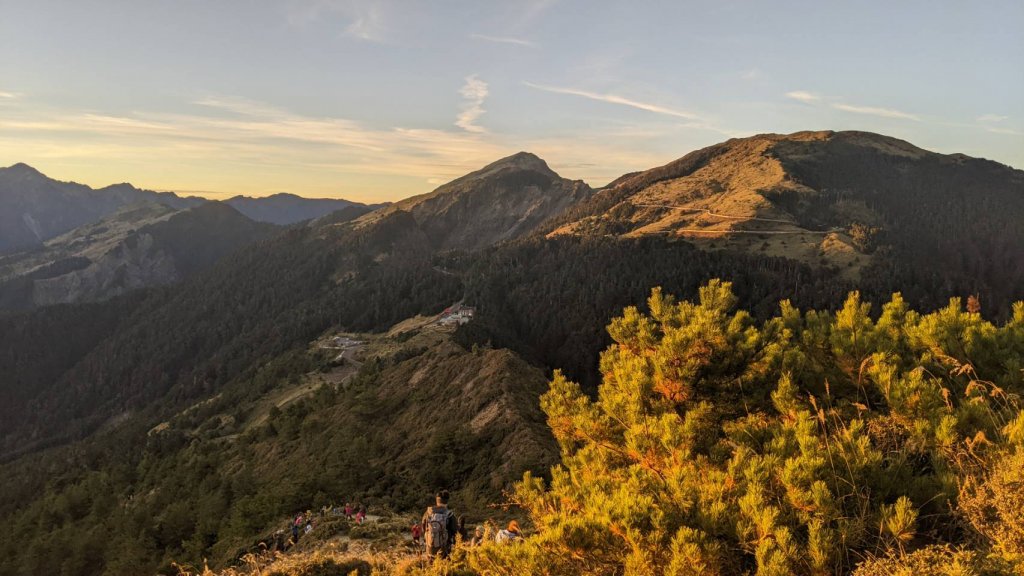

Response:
(344, 502), (353, 519)
(411, 522), (423, 546)
(356, 505), (367, 524)
(421, 490), (457, 559)
(495, 520), (522, 544)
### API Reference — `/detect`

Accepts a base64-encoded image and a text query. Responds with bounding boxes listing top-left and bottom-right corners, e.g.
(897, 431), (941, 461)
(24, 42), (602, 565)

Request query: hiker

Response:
(495, 520), (522, 544)
(411, 522), (423, 546)
(344, 502), (353, 519)
(469, 525), (485, 546)
(291, 513), (303, 543)
(356, 505), (367, 524)
(304, 519), (314, 534)
(421, 490), (457, 559)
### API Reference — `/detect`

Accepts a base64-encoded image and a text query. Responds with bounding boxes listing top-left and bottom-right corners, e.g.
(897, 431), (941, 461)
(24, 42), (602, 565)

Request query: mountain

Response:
(0, 163), (204, 254)
(358, 152), (593, 249)
(548, 130), (1024, 314)
(0, 135), (1021, 575)
(0, 202), (278, 309)
(0, 163), (382, 254)
(225, 193), (384, 225)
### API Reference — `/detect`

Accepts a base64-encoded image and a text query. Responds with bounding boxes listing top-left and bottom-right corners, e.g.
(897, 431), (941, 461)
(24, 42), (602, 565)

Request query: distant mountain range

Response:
(0, 131), (1021, 576)
(0, 163), (380, 253)
(225, 193), (385, 226)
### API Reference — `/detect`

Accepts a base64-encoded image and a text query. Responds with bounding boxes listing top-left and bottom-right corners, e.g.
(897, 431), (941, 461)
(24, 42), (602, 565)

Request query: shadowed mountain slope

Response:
(0, 202), (278, 309)
(358, 152), (593, 250)
(0, 163), (203, 253)
(225, 193), (383, 225)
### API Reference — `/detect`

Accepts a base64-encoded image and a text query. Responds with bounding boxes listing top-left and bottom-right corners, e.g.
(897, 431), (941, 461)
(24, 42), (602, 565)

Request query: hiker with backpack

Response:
(421, 490), (457, 559)
(291, 513), (303, 543)
(495, 520), (522, 544)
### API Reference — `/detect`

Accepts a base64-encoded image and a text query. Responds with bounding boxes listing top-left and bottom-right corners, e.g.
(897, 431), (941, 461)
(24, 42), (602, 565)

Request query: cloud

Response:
(470, 33), (536, 47)
(0, 94), (517, 195)
(0, 93), (735, 199)
(977, 114), (1008, 123)
(344, 6), (385, 42)
(785, 90), (819, 103)
(524, 81), (701, 120)
(286, 0), (388, 42)
(194, 96), (289, 118)
(831, 103), (919, 121)
(0, 91), (19, 99)
(985, 126), (1022, 136)
(456, 75), (489, 133)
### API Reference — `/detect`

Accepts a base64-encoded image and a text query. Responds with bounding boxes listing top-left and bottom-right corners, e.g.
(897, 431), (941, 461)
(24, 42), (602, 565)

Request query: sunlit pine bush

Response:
(459, 281), (1024, 575)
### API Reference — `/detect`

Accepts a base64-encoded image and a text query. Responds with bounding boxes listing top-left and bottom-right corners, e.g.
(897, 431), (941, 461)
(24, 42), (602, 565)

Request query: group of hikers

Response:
(261, 501), (370, 552)
(255, 490), (523, 560)
(413, 490), (523, 559)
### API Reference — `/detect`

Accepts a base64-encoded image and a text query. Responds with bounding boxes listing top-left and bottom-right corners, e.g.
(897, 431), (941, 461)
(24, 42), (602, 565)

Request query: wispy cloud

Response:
(985, 126), (1023, 136)
(524, 81), (700, 120)
(194, 96), (289, 118)
(1, 96), (506, 184)
(470, 33), (535, 47)
(977, 114), (1008, 123)
(286, 0), (388, 42)
(785, 90), (819, 103)
(831, 103), (919, 121)
(456, 75), (488, 133)
(786, 90), (920, 122)
(344, 5), (385, 42)
(0, 91), (20, 99)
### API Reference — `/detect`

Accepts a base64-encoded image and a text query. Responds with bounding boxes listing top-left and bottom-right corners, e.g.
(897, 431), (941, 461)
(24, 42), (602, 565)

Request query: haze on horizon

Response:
(1, 0), (1021, 203)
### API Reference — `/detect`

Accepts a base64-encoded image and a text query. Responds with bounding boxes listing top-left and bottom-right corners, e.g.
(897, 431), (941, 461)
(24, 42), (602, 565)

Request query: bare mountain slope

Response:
(358, 152), (592, 250)
(548, 131), (1024, 289)
(0, 202), (278, 308)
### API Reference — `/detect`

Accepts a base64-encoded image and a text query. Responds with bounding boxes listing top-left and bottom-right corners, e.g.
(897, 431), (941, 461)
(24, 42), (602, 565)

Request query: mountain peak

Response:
(483, 151), (552, 174)
(3, 162), (44, 178)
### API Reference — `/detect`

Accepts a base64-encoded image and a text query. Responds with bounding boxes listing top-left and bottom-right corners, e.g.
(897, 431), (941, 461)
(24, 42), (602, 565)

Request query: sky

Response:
(1, 0), (1021, 203)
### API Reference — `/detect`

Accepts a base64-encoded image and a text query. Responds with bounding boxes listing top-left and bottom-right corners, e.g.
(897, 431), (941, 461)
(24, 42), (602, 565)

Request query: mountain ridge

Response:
(0, 164), (380, 254)
(0, 202), (279, 309)
(356, 151), (593, 250)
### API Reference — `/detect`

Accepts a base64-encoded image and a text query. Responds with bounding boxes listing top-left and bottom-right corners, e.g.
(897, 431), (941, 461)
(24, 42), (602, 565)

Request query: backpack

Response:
(425, 506), (451, 550)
